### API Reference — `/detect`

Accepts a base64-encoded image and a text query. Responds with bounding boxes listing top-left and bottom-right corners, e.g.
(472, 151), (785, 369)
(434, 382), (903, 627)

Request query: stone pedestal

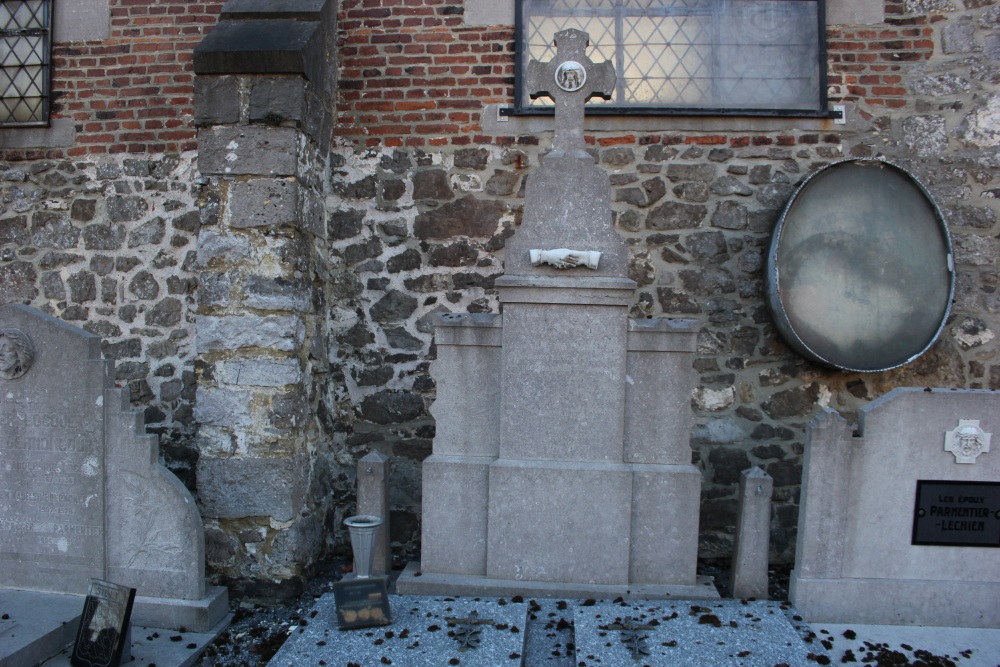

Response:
(404, 299), (710, 597)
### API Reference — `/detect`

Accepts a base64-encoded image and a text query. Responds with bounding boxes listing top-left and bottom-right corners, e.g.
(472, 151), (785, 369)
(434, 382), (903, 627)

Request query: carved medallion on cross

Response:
(526, 29), (615, 156)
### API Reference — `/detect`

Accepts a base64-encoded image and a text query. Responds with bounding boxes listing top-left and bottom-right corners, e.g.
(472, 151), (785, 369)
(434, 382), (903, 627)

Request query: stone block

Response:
(464, 0), (514, 26)
(429, 313), (502, 458)
(487, 460), (632, 585)
(194, 76), (241, 126)
(196, 454), (308, 521)
(196, 314), (304, 352)
(54, 0), (109, 42)
(230, 178), (299, 229)
(827, 0), (883, 25)
(244, 275), (311, 312)
(193, 20), (320, 75)
(498, 297), (628, 463)
(623, 317), (698, 465)
(356, 451), (392, 576)
(218, 358), (301, 387)
(197, 126), (298, 176)
(629, 464), (701, 585)
(730, 467), (773, 599)
(251, 77), (307, 123)
(194, 385), (254, 428)
(420, 455), (491, 576)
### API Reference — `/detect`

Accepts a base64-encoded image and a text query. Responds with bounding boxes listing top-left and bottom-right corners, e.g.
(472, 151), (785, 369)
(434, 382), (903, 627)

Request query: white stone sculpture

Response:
(530, 248), (601, 270)
(944, 419), (991, 464)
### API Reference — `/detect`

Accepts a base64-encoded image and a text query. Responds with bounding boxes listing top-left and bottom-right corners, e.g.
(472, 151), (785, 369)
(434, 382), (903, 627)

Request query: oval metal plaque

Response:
(766, 159), (954, 372)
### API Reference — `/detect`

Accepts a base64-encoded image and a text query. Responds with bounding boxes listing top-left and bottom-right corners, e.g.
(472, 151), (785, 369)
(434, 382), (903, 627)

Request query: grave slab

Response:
(38, 614), (233, 667)
(573, 599), (820, 667)
(268, 594), (528, 667)
(0, 590), (80, 667)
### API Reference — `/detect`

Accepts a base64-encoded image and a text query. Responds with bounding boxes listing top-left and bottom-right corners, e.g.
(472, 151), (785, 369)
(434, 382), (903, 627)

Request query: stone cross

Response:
(526, 28), (615, 155)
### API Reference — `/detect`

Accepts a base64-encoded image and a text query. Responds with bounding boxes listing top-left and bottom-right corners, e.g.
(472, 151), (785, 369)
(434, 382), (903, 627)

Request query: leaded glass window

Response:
(1, 0), (51, 126)
(516, 0), (827, 115)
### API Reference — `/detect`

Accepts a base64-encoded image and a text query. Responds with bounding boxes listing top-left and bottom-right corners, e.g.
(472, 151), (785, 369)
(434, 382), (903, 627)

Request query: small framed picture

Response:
(333, 577), (392, 629)
(71, 579), (136, 667)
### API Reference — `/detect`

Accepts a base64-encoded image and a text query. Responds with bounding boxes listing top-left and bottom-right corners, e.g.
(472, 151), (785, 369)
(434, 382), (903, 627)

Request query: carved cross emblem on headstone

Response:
(526, 29), (616, 155)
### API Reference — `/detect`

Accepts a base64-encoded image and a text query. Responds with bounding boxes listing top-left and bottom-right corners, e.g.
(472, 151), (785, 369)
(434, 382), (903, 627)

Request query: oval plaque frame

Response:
(766, 158), (954, 372)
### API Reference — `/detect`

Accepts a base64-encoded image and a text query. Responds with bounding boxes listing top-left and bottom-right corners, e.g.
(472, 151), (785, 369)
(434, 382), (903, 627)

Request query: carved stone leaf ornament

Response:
(944, 419), (991, 464)
(121, 471), (185, 570)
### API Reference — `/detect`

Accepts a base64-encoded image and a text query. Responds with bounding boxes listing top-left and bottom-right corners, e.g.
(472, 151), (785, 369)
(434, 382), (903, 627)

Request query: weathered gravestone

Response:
(399, 29), (713, 598)
(791, 388), (1000, 627)
(0, 304), (227, 635)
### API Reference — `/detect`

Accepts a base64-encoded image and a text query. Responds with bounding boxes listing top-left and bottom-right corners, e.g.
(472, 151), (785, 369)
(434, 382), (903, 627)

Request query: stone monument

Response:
(399, 29), (713, 598)
(0, 304), (228, 634)
(791, 388), (1000, 627)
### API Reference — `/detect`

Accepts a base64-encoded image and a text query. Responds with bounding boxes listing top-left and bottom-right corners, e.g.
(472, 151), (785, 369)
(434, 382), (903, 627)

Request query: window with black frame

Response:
(516, 0), (827, 116)
(1, 0), (52, 127)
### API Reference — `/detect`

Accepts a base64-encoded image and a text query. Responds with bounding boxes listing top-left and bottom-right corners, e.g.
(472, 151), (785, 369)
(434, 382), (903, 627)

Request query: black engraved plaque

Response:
(912, 480), (1000, 547)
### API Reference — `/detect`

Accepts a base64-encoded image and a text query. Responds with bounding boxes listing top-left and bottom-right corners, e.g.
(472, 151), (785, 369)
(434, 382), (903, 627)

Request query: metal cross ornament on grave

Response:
(526, 28), (616, 156)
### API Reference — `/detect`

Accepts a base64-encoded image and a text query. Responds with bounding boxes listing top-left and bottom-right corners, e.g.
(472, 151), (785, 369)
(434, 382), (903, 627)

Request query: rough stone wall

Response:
(330, 0), (1000, 563)
(0, 0), (223, 484)
(0, 154), (206, 486)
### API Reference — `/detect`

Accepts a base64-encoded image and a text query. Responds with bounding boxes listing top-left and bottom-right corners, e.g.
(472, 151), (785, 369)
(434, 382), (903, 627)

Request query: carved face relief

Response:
(0, 328), (34, 380)
(555, 61), (587, 92)
(944, 419), (991, 464)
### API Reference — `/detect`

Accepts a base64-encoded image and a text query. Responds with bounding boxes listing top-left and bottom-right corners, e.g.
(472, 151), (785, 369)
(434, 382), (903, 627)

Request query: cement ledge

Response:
(790, 570), (1000, 628)
(395, 561), (720, 600)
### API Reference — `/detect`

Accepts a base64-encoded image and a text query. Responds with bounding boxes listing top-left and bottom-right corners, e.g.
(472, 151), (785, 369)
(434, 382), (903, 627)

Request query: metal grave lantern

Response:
(766, 158), (954, 372)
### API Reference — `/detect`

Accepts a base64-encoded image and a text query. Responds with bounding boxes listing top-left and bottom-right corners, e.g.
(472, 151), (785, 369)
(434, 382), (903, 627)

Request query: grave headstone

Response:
(400, 29), (712, 598)
(791, 388), (1000, 627)
(0, 304), (227, 634)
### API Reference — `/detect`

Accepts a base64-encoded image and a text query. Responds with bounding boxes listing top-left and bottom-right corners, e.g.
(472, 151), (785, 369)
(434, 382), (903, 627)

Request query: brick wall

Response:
(1, 0), (221, 161)
(337, 0), (513, 148)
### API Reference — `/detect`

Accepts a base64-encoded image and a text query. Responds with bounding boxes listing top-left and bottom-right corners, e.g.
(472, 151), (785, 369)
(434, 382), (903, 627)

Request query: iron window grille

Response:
(515, 0), (828, 117)
(1, 0), (52, 127)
